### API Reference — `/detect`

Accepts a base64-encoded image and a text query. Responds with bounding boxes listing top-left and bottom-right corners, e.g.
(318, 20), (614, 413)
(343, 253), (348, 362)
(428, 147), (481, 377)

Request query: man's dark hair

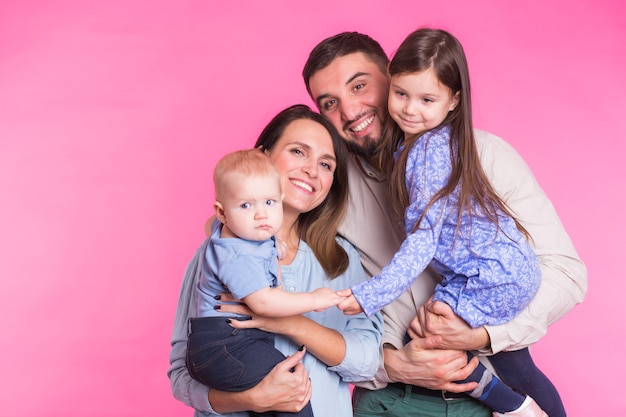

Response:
(302, 32), (389, 97)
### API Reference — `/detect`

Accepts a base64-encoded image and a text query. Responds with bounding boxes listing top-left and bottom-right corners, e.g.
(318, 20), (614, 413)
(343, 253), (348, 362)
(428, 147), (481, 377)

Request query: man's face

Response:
(308, 52), (389, 157)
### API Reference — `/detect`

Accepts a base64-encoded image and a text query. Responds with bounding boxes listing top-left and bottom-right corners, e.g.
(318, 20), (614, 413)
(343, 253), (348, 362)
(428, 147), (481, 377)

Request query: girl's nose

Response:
(403, 100), (418, 115)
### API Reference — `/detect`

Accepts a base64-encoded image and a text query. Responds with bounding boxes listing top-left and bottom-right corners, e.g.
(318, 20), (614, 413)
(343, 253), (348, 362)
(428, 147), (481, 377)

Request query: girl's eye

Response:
(240, 203), (251, 209)
(395, 91), (407, 98)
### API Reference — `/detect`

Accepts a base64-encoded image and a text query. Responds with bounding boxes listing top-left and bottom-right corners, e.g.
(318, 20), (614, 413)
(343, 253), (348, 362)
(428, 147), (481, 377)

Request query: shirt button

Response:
(288, 286), (296, 292)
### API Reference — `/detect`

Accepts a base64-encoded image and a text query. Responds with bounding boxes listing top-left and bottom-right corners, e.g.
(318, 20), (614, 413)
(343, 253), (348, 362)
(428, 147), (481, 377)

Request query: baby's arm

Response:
(243, 286), (346, 317)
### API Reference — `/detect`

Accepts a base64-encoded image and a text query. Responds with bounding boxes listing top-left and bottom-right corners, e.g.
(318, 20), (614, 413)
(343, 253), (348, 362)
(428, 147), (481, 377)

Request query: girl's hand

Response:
(336, 290), (364, 315)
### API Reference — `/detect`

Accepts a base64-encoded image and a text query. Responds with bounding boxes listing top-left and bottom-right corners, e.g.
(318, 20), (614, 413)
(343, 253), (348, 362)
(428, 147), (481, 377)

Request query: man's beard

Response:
(345, 135), (379, 160)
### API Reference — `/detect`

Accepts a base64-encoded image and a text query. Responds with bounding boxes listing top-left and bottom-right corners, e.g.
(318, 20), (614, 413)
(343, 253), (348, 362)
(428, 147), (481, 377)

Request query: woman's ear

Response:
(214, 201), (226, 224)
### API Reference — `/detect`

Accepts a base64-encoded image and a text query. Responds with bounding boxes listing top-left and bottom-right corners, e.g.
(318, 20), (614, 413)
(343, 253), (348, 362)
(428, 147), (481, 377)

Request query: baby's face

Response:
(217, 173), (283, 241)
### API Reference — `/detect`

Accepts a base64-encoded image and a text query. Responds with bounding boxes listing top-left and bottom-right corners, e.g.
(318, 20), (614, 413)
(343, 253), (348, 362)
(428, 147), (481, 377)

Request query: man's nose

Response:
(339, 97), (359, 122)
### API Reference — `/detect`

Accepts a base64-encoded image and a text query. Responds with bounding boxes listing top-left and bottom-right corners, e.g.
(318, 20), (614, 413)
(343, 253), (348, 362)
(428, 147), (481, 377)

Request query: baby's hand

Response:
(311, 287), (346, 312)
(336, 289), (364, 315)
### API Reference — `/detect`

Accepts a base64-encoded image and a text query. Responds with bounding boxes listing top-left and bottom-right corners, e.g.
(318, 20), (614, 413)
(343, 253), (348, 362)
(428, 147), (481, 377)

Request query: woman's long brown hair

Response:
(255, 104), (350, 278)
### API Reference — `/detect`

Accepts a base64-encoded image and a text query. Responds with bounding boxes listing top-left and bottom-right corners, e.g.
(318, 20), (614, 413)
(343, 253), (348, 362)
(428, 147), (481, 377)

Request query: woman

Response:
(168, 104), (383, 417)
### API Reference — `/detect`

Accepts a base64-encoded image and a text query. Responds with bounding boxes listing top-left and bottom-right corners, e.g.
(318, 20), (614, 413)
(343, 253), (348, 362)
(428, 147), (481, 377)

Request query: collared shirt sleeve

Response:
(474, 130), (587, 354)
(327, 239), (384, 382)
(167, 239), (216, 416)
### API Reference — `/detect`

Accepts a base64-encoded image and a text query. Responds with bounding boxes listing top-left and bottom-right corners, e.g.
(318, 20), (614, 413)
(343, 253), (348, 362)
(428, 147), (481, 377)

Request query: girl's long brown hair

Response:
(255, 104), (350, 278)
(377, 28), (530, 241)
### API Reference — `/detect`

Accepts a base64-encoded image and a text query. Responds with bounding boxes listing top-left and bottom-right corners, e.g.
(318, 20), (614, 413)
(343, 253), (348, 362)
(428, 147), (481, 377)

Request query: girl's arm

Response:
(223, 240), (384, 381)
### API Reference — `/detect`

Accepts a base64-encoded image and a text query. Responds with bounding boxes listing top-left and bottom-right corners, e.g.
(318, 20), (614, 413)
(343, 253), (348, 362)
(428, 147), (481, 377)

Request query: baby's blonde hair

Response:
(213, 149), (280, 200)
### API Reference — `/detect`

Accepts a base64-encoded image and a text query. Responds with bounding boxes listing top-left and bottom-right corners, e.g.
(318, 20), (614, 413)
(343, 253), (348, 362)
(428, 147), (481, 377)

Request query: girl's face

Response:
(388, 67), (459, 139)
(266, 118), (337, 217)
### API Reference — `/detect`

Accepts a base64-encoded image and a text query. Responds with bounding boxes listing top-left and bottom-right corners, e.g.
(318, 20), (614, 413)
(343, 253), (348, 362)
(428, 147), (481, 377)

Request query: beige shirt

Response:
(338, 129), (587, 388)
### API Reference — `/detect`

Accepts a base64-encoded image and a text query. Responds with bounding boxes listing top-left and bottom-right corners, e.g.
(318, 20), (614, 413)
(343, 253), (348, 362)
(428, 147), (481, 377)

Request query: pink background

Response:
(1, 1), (624, 415)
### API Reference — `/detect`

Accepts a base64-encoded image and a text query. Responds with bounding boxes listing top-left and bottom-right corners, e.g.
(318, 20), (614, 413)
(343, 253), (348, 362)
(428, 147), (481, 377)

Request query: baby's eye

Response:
(265, 199), (277, 206)
(240, 202), (251, 209)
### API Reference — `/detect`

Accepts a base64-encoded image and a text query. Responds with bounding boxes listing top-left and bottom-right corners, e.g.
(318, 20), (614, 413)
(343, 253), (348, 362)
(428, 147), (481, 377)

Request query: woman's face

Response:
(266, 118), (337, 217)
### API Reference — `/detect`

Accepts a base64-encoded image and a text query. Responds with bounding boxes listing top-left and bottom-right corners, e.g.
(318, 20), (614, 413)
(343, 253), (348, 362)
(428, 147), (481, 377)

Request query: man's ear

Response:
(214, 201), (226, 224)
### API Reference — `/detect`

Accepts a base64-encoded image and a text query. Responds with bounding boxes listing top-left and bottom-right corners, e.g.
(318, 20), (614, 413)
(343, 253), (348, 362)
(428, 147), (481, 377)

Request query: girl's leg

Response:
(458, 352), (526, 413)
(489, 348), (566, 417)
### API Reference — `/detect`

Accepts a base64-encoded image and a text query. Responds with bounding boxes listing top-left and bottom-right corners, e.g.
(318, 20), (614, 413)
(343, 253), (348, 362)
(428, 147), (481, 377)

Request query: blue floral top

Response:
(351, 125), (541, 327)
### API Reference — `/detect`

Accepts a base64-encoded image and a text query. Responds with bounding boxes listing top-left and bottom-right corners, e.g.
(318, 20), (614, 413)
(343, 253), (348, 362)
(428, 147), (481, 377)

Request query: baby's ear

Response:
(214, 201), (226, 224)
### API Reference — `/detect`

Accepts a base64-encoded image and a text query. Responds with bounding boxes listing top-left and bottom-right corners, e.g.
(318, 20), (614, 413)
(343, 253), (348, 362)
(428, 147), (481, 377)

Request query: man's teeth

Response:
(292, 180), (313, 192)
(351, 115), (374, 132)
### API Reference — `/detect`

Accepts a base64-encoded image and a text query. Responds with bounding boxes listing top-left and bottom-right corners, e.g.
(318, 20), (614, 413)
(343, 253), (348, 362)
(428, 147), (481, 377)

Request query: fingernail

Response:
(214, 305), (221, 310)
(298, 345), (305, 351)
(214, 295), (222, 301)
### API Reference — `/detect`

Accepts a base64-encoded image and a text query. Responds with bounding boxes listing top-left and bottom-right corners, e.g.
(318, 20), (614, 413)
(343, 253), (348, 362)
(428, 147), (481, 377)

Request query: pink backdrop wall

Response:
(1, 1), (624, 415)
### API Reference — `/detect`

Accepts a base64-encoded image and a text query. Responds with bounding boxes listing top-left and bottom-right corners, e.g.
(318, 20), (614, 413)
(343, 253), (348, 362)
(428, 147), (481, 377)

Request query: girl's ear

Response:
(449, 91), (461, 111)
(214, 201), (226, 224)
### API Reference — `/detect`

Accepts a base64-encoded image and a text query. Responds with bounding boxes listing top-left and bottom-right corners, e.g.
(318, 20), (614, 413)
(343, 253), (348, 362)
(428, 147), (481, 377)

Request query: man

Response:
(303, 32), (587, 416)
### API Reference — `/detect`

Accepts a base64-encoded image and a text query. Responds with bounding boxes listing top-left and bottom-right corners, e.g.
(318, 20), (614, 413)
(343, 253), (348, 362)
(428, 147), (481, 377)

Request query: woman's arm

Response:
(220, 300), (347, 366)
(168, 240), (311, 414)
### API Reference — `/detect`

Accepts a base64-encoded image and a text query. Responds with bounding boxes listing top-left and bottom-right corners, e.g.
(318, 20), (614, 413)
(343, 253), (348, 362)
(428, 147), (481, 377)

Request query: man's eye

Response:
(323, 99), (336, 110)
(354, 83), (365, 91)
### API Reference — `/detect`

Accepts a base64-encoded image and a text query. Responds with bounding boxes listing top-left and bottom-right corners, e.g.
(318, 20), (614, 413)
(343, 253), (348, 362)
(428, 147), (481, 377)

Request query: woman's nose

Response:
(303, 161), (318, 177)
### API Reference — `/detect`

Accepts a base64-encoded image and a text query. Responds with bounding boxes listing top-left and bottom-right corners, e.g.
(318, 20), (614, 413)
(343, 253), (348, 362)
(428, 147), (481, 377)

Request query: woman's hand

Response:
(247, 348), (312, 413)
(216, 293), (299, 335)
(209, 347), (312, 414)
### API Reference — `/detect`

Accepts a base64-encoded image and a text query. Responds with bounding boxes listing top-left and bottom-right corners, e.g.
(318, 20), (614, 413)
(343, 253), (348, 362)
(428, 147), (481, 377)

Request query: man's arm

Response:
(403, 131), (588, 354)
(476, 130), (587, 353)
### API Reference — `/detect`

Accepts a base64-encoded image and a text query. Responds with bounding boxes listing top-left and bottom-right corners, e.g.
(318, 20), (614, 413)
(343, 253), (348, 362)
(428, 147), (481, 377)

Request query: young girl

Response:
(338, 28), (564, 417)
